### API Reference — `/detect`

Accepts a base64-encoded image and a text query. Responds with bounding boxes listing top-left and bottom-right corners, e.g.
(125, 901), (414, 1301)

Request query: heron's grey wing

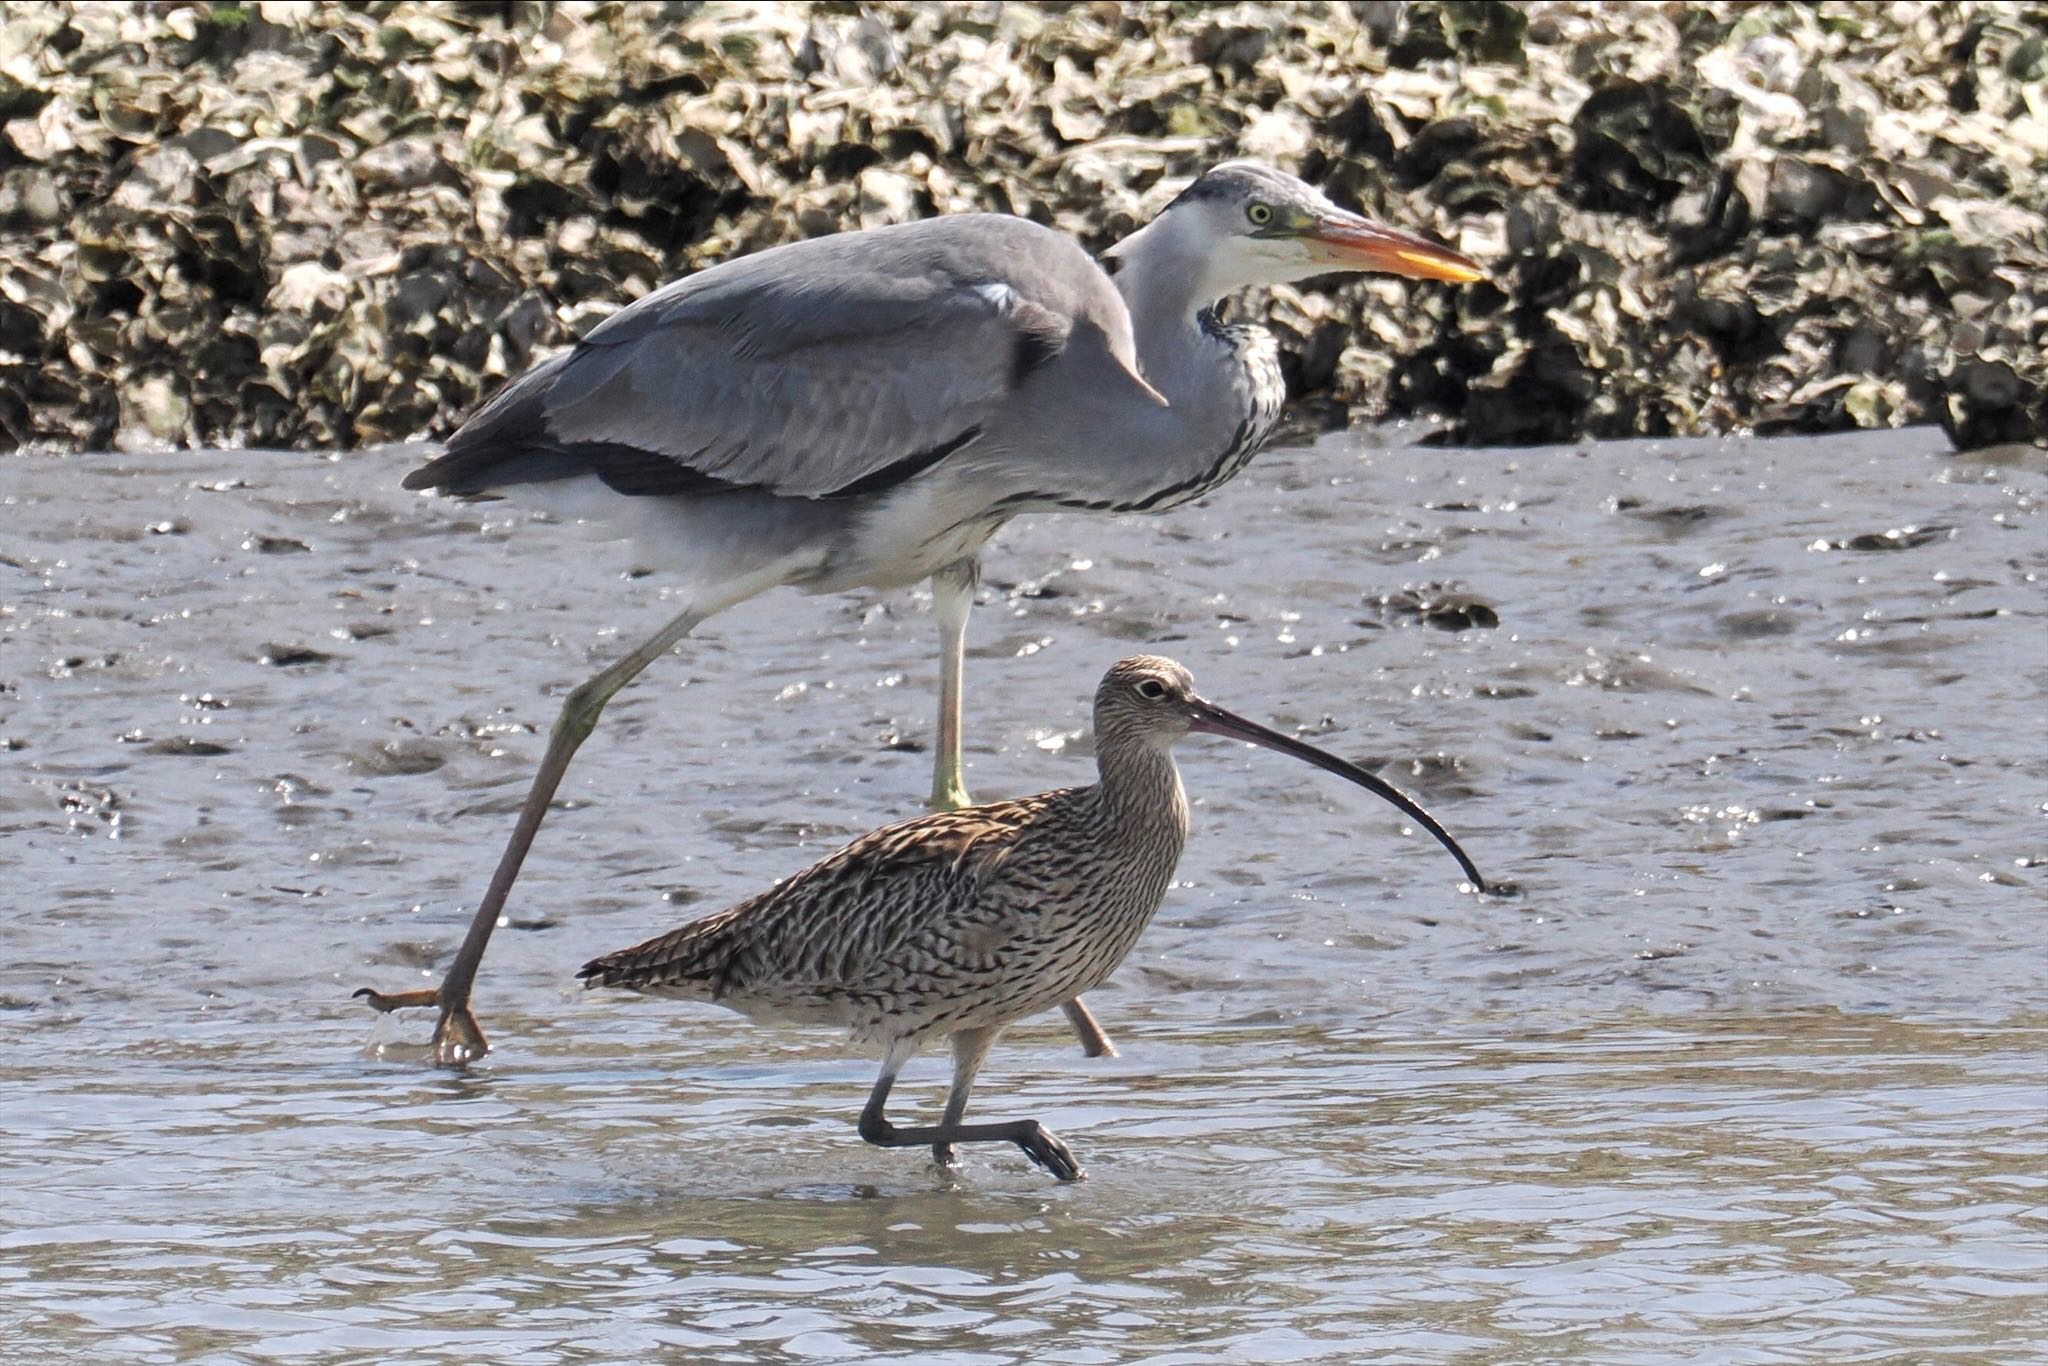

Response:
(550, 276), (1060, 497)
(406, 219), (1127, 499)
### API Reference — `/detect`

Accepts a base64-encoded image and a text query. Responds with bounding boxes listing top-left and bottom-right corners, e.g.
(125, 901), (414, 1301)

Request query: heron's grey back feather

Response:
(406, 215), (1143, 501)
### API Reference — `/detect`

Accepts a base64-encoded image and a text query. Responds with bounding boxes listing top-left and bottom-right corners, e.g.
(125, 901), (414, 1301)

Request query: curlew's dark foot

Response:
(353, 985), (490, 1067)
(1018, 1125), (1083, 1182)
(932, 1133), (1079, 1181)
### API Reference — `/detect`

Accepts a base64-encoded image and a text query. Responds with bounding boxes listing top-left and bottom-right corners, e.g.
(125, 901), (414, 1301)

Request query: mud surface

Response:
(4, 427), (2046, 1359)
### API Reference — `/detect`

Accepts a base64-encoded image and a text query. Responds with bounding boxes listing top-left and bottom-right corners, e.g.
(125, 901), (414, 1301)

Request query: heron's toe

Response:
(353, 986), (442, 1013)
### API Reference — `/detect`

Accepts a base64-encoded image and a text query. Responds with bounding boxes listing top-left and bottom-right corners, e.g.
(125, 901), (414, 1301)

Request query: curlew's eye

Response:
(1134, 678), (1169, 700)
(1246, 201), (1274, 227)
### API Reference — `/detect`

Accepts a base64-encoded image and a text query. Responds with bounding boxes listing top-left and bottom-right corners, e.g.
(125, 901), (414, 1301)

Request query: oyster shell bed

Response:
(2, 0), (2043, 454)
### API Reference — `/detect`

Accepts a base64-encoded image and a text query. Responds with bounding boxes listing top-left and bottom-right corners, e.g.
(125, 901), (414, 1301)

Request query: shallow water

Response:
(4, 427), (2045, 1360)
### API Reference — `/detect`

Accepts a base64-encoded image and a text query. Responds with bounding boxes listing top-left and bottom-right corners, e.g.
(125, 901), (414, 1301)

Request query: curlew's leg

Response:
(355, 604), (708, 1066)
(931, 1025), (999, 1170)
(859, 1037), (1082, 1182)
(930, 562), (1116, 1062)
(1060, 999), (1117, 1058)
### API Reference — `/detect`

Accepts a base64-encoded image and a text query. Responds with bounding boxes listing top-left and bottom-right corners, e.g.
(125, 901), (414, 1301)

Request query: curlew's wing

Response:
(404, 216), (1144, 501)
(579, 795), (1063, 1004)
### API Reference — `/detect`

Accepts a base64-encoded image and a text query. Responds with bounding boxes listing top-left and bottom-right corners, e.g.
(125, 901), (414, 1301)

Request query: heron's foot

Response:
(353, 986), (440, 1013)
(431, 1004), (490, 1066)
(352, 985), (490, 1067)
(1017, 1124), (1083, 1182)
(926, 776), (973, 813)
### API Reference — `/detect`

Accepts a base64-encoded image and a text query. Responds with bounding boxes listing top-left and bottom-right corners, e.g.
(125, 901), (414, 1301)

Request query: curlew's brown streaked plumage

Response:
(578, 655), (1489, 1181)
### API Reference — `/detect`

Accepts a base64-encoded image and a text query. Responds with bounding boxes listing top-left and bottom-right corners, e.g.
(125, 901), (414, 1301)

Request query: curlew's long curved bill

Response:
(1186, 696), (1489, 892)
(1306, 211), (1486, 284)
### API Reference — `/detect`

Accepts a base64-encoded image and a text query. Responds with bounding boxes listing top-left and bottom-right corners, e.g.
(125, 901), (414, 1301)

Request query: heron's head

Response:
(1105, 161), (1483, 303)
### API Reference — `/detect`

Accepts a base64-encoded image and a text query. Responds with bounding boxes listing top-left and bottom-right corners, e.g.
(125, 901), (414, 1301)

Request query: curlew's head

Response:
(1091, 654), (1490, 892)
(1103, 161), (1484, 305)
(1093, 655), (1202, 748)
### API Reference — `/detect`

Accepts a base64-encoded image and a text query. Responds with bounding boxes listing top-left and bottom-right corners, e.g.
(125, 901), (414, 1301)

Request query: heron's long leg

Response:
(928, 561), (976, 813)
(356, 603), (708, 1066)
(859, 1035), (1082, 1181)
(929, 563), (1116, 1061)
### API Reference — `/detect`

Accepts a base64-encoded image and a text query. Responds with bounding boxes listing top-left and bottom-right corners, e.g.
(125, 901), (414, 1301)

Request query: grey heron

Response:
(356, 161), (1484, 1066)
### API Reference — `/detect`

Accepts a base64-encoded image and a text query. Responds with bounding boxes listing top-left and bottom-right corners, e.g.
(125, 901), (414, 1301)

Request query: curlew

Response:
(578, 655), (1488, 1181)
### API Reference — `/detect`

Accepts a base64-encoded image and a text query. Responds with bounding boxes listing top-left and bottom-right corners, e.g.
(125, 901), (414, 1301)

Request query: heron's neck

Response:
(1111, 253), (1235, 405)
(1099, 241), (1286, 516)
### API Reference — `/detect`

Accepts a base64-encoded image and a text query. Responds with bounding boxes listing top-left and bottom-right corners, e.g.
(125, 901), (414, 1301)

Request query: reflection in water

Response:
(4, 430), (2046, 1358)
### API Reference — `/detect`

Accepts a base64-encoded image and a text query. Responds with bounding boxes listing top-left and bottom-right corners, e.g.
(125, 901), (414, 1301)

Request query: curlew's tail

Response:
(577, 910), (740, 998)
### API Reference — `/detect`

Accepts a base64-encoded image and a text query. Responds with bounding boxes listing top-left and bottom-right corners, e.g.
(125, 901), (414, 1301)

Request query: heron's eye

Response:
(1135, 679), (1169, 700)
(1246, 202), (1274, 227)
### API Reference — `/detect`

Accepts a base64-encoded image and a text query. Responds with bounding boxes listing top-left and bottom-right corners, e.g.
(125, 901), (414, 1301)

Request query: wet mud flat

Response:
(3, 426), (2046, 1359)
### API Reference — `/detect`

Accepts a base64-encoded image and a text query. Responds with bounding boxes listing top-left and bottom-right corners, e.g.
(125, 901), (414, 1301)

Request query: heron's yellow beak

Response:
(1304, 211), (1485, 283)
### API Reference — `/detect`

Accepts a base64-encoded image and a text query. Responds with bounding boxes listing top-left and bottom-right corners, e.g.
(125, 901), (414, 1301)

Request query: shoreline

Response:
(2, 2), (2042, 454)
